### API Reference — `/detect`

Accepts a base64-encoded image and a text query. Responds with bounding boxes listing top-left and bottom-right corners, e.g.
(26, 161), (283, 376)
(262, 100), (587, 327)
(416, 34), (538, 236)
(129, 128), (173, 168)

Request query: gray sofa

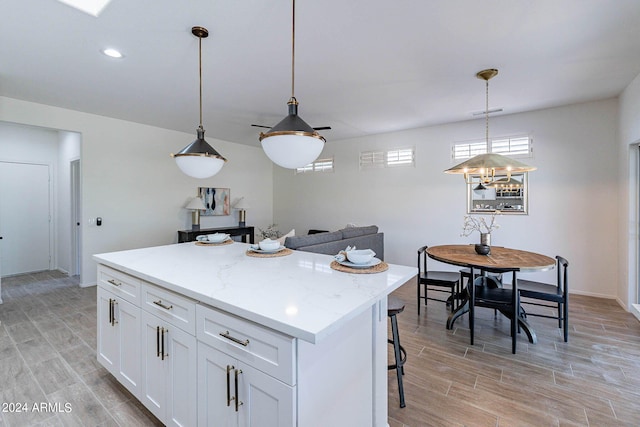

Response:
(284, 225), (384, 260)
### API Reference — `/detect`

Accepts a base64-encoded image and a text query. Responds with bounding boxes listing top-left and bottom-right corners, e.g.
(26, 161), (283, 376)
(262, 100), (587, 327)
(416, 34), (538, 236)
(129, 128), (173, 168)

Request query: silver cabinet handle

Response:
(107, 279), (121, 287)
(226, 365), (234, 407)
(234, 369), (243, 412)
(156, 326), (161, 357)
(111, 300), (118, 325)
(161, 327), (167, 360)
(219, 331), (249, 346)
(108, 299), (113, 325)
(153, 300), (173, 310)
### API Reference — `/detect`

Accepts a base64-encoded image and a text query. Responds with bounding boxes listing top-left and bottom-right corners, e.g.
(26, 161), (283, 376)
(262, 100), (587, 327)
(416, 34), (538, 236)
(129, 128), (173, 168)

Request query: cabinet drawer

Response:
(196, 305), (296, 386)
(97, 265), (141, 305)
(142, 283), (196, 335)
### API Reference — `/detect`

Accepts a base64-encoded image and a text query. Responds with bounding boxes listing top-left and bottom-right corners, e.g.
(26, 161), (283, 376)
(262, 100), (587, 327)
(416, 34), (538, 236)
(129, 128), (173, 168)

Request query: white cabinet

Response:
(96, 286), (141, 396)
(96, 266), (197, 427)
(96, 259), (387, 426)
(141, 310), (197, 427)
(197, 337), (295, 427)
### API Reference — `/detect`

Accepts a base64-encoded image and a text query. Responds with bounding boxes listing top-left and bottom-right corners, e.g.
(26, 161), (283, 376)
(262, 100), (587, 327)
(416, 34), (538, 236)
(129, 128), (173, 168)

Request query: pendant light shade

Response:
(174, 126), (226, 178)
(260, 99), (325, 169)
(171, 26), (227, 179)
(445, 69), (535, 184)
(259, 0), (325, 169)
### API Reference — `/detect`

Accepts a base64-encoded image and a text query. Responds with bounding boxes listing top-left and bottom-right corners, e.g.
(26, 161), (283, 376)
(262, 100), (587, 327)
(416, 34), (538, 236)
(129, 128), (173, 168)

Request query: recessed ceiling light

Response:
(57, 0), (112, 17)
(102, 48), (123, 58)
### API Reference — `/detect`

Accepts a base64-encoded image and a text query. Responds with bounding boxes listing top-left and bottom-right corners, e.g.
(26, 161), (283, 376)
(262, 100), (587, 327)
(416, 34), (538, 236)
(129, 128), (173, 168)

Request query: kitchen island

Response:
(94, 241), (416, 427)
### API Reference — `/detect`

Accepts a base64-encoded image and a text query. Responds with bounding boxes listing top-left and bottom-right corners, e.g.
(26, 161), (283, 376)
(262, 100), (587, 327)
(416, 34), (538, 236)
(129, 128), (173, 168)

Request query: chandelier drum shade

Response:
(171, 26), (227, 179)
(445, 68), (536, 184)
(258, 0), (326, 169)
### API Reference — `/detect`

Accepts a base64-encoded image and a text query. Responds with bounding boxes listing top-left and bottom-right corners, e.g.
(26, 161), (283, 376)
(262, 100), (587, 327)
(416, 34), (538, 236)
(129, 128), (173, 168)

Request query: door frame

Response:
(70, 158), (81, 277)
(631, 144), (640, 320)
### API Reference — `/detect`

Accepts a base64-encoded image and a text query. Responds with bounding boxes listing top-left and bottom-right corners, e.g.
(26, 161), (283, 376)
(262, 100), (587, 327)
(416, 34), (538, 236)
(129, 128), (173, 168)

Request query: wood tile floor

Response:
(2, 271), (640, 426)
(0, 271), (162, 426)
(387, 281), (640, 426)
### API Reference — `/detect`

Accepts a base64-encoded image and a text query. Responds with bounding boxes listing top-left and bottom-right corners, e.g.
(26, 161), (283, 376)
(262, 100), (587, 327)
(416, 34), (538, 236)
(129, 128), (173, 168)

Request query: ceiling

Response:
(3, 0), (640, 147)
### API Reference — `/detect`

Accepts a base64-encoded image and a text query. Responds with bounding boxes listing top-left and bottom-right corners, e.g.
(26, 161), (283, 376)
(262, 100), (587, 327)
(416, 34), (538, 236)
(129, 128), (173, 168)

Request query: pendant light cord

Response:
(485, 77), (489, 146)
(199, 34), (203, 128)
(291, 0), (296, 100)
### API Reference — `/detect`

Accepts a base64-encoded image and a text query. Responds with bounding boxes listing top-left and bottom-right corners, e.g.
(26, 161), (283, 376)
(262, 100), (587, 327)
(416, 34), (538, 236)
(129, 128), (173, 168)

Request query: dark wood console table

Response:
(177, 225), (255, 244)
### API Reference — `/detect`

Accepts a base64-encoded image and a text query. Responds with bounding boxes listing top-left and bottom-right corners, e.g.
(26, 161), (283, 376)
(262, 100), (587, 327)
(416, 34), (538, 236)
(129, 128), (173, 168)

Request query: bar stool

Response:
(388, 295), (407, 408)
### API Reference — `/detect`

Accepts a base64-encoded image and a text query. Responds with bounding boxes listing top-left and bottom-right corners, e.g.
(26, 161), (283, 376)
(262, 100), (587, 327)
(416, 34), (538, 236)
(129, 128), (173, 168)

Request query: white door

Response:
(237, 362), (295, 427)
(165, 324), (197, 427)
(197, 341), (237, 427)
(141, 311), (168, 422)
(0, 161), (51, 276)
(97, 287), (119, 374)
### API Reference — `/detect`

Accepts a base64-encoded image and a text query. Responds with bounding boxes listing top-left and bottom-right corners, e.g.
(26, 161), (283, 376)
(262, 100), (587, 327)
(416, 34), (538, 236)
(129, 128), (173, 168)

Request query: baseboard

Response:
(632, 304), (640, 322)
(80, 281), (97, 288)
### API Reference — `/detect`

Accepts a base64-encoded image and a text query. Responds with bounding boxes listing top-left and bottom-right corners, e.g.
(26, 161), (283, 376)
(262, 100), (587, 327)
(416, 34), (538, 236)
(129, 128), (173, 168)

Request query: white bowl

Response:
(258, 239), (280, 251)
(346, 249), (376, 264)
(207, 233), (229, 243)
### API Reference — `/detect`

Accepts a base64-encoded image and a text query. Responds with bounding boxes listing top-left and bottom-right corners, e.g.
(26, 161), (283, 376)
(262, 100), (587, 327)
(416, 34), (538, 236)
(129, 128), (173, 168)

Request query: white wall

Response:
(274, 99), (619, 298)
(0, 96), (274, 286)
(618, 72), (640, 312)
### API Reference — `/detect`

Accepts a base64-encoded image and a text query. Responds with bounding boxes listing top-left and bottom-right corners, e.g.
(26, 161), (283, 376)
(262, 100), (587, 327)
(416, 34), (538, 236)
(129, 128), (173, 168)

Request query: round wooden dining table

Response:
(426, 245), (555, 272)
(426, 244), (555, 343)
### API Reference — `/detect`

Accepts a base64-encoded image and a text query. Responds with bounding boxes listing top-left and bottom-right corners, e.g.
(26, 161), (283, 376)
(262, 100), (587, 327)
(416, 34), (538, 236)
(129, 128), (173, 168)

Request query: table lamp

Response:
(234, 197), (249, 227)
(185, 197), (206, 230)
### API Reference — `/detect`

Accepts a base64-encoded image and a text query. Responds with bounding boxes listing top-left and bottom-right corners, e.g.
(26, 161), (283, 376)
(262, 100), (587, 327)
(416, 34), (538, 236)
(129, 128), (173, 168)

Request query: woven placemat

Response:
(195, 239), (233, 247)
(330, 260), (389, 274)
(245, 248), (293, 258)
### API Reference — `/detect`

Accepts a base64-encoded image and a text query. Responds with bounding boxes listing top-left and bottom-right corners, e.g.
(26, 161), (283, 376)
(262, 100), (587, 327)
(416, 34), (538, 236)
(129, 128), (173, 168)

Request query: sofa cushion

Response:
(340, 225), (378, 239)
(296, 232), (384, 260)
(284, 230), (343, 250)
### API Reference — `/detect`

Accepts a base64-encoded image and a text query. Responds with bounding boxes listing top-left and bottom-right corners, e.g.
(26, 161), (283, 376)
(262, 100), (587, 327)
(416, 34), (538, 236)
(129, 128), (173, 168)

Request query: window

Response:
(386, 148), (415, 167)
(295, 157), (334, 174)
(359, 150), (385, 169)
(491, 136), (531, 157)
(360, 147), (415, 170)
(452, 136), (532, 161)
(453, 141), (487, 160)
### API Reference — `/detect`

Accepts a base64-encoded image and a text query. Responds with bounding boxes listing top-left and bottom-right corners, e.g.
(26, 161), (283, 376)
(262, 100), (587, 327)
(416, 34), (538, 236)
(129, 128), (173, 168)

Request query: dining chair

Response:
(517, 256), (569, 342)
(468, 266), (521, 354)
(417, 246), (461, 315)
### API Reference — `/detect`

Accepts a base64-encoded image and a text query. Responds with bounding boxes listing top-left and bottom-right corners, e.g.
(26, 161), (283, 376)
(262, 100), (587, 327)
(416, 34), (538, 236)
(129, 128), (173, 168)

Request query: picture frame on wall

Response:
(198, 187), (230, 216)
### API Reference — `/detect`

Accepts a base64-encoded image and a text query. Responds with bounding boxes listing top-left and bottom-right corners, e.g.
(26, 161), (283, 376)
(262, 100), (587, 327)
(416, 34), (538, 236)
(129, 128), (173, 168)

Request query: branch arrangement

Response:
(461, 212), (500, 236)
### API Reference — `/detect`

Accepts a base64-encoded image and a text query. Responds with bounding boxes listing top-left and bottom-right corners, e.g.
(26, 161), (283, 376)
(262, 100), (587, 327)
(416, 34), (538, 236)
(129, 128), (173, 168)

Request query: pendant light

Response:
(445, 69), (535, 184)
(258, 0), (325, 169)
(171, 26), (227, 179)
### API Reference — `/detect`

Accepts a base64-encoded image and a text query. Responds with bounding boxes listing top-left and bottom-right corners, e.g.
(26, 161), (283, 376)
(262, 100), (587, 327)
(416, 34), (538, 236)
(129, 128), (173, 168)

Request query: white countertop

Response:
(93, 242), (417, 344)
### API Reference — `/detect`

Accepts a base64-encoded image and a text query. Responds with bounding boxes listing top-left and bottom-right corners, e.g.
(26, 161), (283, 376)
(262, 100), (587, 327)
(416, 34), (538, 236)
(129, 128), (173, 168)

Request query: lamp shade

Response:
(444, 153), (536, 176)
(185, 197), (206, 210)
(233, 197), (250, 210)
(173, 128), (226, 179)
(260, 100), (325, 169)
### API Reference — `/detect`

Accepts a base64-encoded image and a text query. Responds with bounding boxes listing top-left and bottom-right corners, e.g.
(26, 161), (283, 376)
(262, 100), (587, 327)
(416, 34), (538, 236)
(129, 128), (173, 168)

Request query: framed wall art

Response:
(198, 187), (230, 216)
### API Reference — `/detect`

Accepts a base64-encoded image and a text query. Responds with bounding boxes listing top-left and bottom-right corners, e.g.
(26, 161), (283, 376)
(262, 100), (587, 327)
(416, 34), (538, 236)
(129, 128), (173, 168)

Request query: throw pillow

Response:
(277, 229), (295, 246)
